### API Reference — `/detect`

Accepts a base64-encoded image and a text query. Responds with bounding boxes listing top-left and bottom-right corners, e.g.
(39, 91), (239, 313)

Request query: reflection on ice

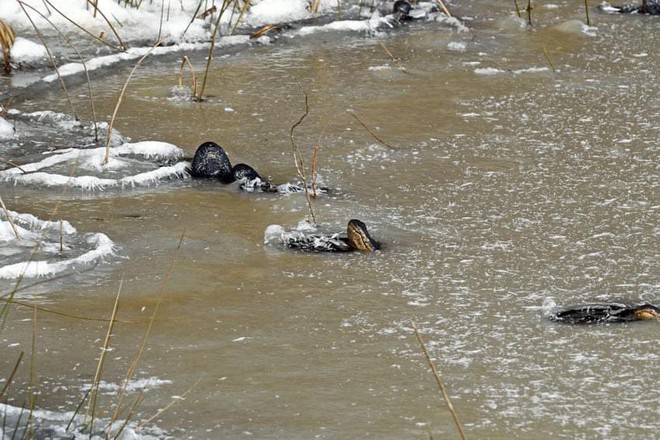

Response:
(0, 210), (115, 279)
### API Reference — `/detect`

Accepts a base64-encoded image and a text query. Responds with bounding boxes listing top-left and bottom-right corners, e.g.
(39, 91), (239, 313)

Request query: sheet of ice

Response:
(0, 210), (116, 279)
(0, 141), (189, 190)
(0, 402), (166, 440)
(0, 116), (15, 139)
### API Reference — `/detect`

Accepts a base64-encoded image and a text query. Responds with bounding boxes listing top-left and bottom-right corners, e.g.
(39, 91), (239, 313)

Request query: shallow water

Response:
(1, 2), (659, 439)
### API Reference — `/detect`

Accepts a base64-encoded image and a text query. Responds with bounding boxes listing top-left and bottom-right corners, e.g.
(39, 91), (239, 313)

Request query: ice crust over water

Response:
(0, 141), (188, 190)
(0, 210), (116, 279)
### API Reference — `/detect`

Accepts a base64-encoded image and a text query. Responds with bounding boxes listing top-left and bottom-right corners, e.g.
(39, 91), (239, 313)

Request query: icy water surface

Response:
(1, 2), (659, 439)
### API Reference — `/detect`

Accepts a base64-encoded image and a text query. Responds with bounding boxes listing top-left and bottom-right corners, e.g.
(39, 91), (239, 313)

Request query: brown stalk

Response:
(42, 0), (123, 51)
(105, 41), (161, 163)
(0, 157), (26, 172)
(107, 232), (185, 431)
(377, 39), (407, 73)
(349, 112), (395, 150)
(0, 292), (134, 321)
(84, 0), (127, 50)
(84, 277), (124, 433)
(412, 321), (467, 440)
(21, 2), (100, 140)
(177, 55), (198, 97)
(435, 0), (452, 17)
(584, 0), (591, 25)
(289, 82), (317, 225)
(0, 195), (20, 239)
(0, 351), (23, 399)
(0, 19), (16, 74)
(17, 1), (78, 120)
(139, 379), (201, 427)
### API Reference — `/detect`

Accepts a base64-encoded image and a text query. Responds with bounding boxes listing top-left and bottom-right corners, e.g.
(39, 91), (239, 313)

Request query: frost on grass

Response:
(0, 210), (116, 279)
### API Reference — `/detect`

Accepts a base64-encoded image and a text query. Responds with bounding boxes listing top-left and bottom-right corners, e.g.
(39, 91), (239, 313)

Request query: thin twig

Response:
(289, 82), (317, 225)
(24, 1), (101, 140)
(0, 195), (20, 239)
(349, 112), (395, 150)
(584, 0), (591, 26)
(139, 379), (201, 427)
(435, 0), (452, 17)
(0, 351), (23, 399)
(0, 294), (133, 322)
(17, 1), (78, 120)
(526, 0), (533, 26)
(84, 0), (127, 50)
(105, 41), (161, 162)
(43, 0), (123, 51)
(0, 157), (26, 173)
(198, 0), (233, 101)
(412, 321), (467, 440)
(108, 232), (185, 431)
(84, 277), (123, 434)
(542, 46), (556, 72)
(377, 39), (407, 73)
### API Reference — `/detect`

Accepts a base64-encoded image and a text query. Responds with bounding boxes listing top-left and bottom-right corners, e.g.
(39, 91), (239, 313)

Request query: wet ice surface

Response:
(0, 210), (116, 280)
(1, 1), (660, 439)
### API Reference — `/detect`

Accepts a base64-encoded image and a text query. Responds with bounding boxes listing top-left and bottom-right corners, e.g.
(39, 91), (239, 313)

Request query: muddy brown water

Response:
(1, 2), (659, 439)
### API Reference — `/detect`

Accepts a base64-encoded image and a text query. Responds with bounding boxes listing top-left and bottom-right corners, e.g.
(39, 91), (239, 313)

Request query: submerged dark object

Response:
(391, 0), (430, 21)
(551, 303), (660, 324)
(189, 141), (275, 191)
(189, 141), (329, 194)
(393, 0), (413, 19)
(275, 219), (381, 253)
(602, 0), (660, 14)
(189, 141), (234, 183)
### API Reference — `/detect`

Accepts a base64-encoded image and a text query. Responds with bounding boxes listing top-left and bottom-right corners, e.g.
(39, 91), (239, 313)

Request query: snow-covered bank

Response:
(0, 1), (460, 95)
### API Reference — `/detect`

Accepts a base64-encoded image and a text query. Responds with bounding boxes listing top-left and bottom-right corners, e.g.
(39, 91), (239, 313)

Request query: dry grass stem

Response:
(231, 0), (252, 34)
(140, 379), (201, 427)
(542, 46), (556, 72)
(43, 0), (123, 51)
(0, 157), (26, 173)
(178, 56), (198, 97)
(108, 232), (185, 430)
(584, 0), (591, 25)
(20, 2), (100, 140)
(289, 83), (317, 225)
(0, 195), (21, 239)
(0, 351), (23, 399)
(435, 0), (452, 17)
(17, 1), (78, 120)
(0, 19), (16, 74)
(377, 40), (407, 73)
(84, 277), (123, 433)
(105, 42), (161, 162)
(84, 0), (127, 50)
(198, 0), (235, 100)
(349, 112), (395, 150)
(412, 321), (467, 440)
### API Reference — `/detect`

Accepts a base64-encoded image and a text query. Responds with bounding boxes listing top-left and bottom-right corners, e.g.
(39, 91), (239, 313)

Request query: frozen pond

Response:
(1, 1), (659, 439)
